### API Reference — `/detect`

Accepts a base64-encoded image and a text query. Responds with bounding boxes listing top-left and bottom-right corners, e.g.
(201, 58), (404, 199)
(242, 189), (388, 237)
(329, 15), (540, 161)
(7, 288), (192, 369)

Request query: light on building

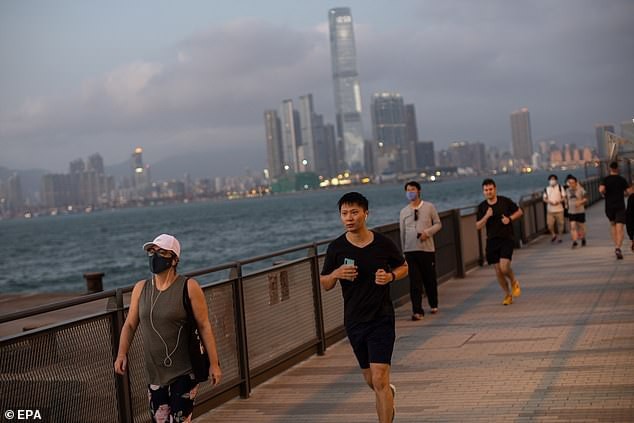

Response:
(302, 159), (308, 166)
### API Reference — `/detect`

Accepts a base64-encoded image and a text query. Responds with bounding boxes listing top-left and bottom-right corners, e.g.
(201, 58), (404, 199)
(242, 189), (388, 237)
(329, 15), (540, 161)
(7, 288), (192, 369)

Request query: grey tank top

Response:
(138, 275), (192, 385)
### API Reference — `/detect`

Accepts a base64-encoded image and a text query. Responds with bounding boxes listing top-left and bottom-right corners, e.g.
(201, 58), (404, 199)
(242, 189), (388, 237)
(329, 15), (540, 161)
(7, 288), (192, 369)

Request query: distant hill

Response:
(149, 147), (265, 181)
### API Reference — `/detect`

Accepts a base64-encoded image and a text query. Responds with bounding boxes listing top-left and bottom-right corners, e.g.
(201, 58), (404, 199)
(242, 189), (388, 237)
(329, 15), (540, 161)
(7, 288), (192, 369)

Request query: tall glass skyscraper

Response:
(328, 7), (365, 172)
(510, 108), (533, 165)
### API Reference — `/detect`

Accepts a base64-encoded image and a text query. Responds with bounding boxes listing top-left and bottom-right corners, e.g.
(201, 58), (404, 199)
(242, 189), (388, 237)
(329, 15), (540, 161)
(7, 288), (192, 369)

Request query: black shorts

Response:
(605, 207), (626, 224)
(486, 238), (514, 264)
(568, 213), (586, 223)
(345, 315), (395, 369)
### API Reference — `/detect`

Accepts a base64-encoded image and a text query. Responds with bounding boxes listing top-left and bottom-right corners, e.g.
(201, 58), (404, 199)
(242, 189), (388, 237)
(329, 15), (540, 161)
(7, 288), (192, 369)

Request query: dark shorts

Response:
(148, 373), (199, 422)
(605, 207), (626, 224)
(345, 315), (395, 369)
(568, 213), (586, 223)
(486, 238), (514, 264)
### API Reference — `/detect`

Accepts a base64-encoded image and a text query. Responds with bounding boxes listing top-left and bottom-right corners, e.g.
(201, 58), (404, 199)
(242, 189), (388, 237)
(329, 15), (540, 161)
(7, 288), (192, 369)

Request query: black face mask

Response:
(149, 254), (173, 274)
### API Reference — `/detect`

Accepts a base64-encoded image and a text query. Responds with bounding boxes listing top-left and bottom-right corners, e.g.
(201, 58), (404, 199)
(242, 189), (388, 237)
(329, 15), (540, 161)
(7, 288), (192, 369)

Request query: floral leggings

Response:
(148, 373), (199, 423)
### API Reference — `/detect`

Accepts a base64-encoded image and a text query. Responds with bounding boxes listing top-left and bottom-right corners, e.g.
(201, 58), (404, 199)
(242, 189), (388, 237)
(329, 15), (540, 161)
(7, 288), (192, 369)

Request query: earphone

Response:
(149, 276), (184, 368)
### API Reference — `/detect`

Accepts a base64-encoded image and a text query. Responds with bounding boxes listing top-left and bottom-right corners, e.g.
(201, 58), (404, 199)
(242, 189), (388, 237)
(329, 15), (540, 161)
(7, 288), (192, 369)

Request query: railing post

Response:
(309, 243), (327, 355)
(111, 288), (134, 423)
(231, 263), (251, 398)
(451, 209), (466, 278)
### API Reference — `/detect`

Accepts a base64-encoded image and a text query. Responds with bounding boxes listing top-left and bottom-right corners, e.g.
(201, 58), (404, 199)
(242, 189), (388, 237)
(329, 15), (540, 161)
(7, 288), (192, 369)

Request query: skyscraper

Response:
(280, 99), (299, 173)
(264, 110), (284, 178)
(405, 104), (419, 171)
(594, 124), (614, 159)
(510, 108), (533, 164)
(371, 92), (407, 172)
(298, 94), (317, 172)
(329, 7), (365, 172)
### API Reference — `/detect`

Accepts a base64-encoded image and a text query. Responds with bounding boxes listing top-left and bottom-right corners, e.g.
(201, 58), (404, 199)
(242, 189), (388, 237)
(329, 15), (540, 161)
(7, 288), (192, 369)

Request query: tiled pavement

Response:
(197, 205), (634, 422)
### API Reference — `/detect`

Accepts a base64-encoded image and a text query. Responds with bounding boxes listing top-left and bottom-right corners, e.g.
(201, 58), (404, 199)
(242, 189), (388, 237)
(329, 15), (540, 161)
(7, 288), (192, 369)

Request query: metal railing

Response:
(0, 177), (601, 422)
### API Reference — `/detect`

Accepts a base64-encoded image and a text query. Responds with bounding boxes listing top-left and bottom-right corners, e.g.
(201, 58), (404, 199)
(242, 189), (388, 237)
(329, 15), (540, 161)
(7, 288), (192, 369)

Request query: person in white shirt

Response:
(543, 174), (566, 243)
(399, 181), (442, 320)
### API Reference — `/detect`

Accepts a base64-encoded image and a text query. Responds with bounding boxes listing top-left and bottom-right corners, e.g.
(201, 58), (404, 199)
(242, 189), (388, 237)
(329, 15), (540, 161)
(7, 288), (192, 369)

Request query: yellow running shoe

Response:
(512, 280), (521, 297)
(503, 295), (513, 305)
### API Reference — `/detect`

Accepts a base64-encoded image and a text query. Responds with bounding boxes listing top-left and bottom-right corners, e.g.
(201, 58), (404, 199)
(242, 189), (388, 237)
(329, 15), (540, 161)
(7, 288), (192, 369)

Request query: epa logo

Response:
(4, 410), (42, 420)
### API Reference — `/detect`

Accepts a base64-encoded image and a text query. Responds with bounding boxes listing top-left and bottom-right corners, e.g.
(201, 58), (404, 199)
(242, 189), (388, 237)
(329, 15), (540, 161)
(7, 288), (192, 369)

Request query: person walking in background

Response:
(543, 174), (567, 243)
(565, 175), (588, 248)
(599, 162), (631, 259)
(114, 234), (222, 423)
(399, 181), (442, 320)
(320, 192), (408, 423)
(476, 179), (524, 306)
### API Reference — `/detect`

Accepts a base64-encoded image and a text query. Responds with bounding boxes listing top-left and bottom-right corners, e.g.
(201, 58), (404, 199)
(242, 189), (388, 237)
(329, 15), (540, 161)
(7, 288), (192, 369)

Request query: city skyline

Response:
(1, 1), (633, 175)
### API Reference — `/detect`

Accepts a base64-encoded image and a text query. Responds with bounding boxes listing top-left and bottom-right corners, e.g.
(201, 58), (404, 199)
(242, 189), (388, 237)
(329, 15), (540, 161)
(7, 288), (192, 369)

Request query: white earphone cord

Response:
(150, 277), (183, 367)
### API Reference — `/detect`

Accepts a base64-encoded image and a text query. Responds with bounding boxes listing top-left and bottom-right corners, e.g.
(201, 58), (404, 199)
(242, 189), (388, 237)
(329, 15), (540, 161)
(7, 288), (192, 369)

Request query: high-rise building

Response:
(404, 104), (419, 171)
(312, 114), (338, 177)
(371, 92), (407, 172)
(280, 99), (299, 173)
(264, 110), (284, 179)
(619, 119), (634, 158)
(510, 108), (533, 164)
(595, 124), (614, 159)
(448, 142), (487, 172)
(7, 173), (24, 213)
(131, 147), (150, 192)
(87, 153), (105, 174)
(69, 158), (85, 174)
(329, 7), (365, 172)
(298, 94), (317, 172)
(415, 141), (435, 169)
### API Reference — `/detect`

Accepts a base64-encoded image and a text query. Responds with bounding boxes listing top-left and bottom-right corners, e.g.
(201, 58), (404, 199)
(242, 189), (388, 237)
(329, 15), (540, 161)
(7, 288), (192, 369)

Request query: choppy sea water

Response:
(0, 171), (583, 293)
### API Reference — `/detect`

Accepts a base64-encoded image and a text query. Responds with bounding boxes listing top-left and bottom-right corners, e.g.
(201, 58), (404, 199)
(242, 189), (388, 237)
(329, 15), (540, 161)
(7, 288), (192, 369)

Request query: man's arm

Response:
(320, 264), (358, 291)
(476, 207), (492, 231)
(375, 261), (408, 285)
(422, 205), (442, 238)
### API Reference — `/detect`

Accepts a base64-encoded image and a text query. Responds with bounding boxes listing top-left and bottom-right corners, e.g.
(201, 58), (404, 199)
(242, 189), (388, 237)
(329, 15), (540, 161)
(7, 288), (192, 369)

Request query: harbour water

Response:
(0, 170), (586, 294)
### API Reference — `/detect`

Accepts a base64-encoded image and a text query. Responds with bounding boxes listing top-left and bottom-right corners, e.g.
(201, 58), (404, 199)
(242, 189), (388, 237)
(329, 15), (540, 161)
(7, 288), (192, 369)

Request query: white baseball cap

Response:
(143, 234), (181, 258)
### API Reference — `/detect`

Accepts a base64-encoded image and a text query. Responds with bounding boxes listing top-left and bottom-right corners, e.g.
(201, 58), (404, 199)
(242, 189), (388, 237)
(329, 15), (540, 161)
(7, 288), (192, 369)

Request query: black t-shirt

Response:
(477, 196), (519, 240)
(321, 231), (405, 326)
(601, 175), (629, 210)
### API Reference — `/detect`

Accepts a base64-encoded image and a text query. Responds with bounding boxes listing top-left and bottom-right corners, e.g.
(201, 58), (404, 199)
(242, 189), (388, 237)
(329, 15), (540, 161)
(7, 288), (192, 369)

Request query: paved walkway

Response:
(197, 205), (634, 422)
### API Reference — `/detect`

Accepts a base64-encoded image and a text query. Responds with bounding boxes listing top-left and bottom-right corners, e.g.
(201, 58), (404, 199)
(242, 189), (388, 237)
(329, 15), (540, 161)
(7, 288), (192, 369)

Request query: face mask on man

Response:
(406, 191), (418, 201)
(149, 254), (173, 274)
(549, 179), (558, 187)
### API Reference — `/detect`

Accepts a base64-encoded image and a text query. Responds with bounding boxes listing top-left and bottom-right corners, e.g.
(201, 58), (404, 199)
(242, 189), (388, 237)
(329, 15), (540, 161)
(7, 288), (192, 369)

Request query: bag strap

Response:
(182, 277), (193, 318)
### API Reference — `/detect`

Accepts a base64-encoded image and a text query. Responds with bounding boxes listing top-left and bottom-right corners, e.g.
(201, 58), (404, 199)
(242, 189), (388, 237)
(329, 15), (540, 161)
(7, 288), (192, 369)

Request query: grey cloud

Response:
(2, 2), (633, 174)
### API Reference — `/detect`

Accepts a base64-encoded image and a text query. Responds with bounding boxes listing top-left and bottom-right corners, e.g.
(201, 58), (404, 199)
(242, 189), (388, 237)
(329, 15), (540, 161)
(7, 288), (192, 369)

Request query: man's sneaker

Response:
(616, 248), (623, 260)
(411, 313), (424, 321)
(582, 238), (587, 247)
(511, 280), (521, 297)
(572, 241), (578, 249)
(503, 295), (513, 305)
(551, 235), (557, 243)
(430, 308), (438, 314)
(390, 383), (396, 422)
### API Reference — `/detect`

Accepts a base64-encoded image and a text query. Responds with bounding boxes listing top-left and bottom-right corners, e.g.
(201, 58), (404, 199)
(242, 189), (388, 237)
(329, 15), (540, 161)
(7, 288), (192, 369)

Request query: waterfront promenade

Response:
(197, 204), (634, 422)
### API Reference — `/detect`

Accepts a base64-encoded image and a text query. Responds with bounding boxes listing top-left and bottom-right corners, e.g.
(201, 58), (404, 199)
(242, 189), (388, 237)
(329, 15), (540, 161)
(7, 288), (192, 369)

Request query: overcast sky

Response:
(1, 0), (633, 175)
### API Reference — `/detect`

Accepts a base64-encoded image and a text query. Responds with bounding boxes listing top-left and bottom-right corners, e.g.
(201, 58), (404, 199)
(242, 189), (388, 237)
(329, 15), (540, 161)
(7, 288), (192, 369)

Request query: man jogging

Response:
(321, 192), (408, 423)
(476, 179), (524, 306)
